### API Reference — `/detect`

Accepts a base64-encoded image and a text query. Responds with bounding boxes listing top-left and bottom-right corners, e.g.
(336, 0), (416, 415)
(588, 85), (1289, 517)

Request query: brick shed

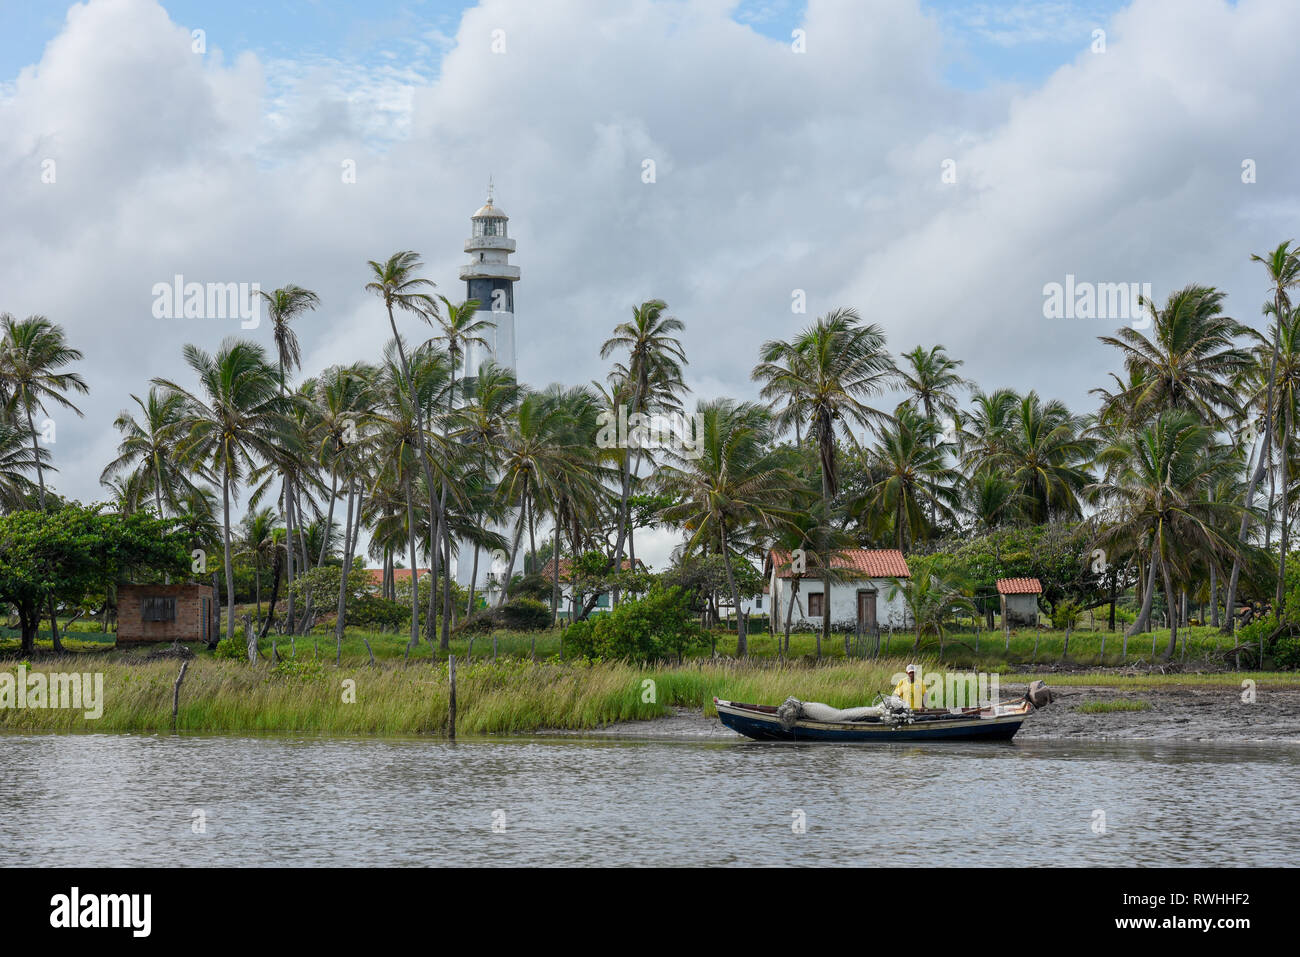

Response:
(117, 583), (219, 646)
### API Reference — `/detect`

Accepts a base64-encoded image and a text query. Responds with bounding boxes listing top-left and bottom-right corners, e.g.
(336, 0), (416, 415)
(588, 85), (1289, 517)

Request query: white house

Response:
(766, 548), (914, 632)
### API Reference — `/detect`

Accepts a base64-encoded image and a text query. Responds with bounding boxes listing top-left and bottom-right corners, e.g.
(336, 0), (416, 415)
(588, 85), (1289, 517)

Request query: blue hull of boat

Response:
(717, 704), (1025, 742)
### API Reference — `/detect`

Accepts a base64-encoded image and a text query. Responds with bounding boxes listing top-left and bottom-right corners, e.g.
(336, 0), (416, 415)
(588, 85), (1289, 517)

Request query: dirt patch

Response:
(566, 684), (1300, 743)
(1009, 682), (1300, 742)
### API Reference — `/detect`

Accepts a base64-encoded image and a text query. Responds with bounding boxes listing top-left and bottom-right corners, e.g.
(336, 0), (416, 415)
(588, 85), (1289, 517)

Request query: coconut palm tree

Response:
(101, 387), (199, 518)
(1, 314), (88, 651)
(0, 315), (87, 511)
(366, 252), (445, 648)
(1090, 410), (1243, 656)
(852, 403), (963, 551)
(240, 507), (278, 626)
(367, 345), (434, 657)
(752, 308), (895, 643)
(0, 419), (47, 511)
(1224, 244), (1300, 632)
(969, 391), (1094, 523)
(897, 344), (970, 436)
(256, 286), (320, 632)
(657, 399), (801, 655)
(154, 339), (294, 657)
(599, 299), (687, 601)
(1097, 285), (1249, 427)
(494, 385), (600, 610)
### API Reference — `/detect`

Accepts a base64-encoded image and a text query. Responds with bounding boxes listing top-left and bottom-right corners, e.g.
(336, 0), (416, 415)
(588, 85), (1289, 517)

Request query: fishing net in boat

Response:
(776, 696), (910, 729)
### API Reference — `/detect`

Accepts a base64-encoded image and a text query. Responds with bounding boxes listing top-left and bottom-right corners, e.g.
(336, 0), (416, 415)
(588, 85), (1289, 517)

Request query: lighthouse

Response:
(458, 182), (519, 376)
(454, 184), (520, 599)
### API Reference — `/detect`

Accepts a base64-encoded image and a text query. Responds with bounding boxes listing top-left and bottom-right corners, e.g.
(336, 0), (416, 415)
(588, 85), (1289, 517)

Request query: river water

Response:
(1, 733), (1296, 866)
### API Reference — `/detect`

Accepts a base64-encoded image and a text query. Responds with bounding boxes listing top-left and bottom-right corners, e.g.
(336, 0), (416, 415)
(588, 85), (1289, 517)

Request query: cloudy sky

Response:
(2, 0), (1296, 571)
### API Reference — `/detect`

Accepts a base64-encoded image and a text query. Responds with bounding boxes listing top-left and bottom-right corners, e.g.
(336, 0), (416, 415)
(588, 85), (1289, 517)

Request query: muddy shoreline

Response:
(557, 683), (1300, 743)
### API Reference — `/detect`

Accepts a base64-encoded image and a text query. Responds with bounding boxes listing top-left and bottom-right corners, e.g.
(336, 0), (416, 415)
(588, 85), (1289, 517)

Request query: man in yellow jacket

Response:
(892, 664), (925, 710)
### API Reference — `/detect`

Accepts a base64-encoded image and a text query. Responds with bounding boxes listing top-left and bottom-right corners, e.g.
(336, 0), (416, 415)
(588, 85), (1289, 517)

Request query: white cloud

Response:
(1, 0), (1298, 575)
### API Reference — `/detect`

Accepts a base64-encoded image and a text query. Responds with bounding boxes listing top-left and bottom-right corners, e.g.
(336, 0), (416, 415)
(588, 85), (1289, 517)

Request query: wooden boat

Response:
(713, 695), (1034, 742)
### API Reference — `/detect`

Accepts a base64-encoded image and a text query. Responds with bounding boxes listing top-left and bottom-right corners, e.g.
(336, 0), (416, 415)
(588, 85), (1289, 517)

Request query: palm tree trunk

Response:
(403, 476), (421, 654)
(719, 522), (747, 656)
(1279, 396), (1294, 612)
(1161, 556), (1178, 659)
(219, 466), (242, 659)
(1225, 326), (1279, 633)
(783, 579), (799, 656)
(336, 479), (354, 664)
(1210, 565), (1219, 628)
(283, 477), (296, 634)
(551, 519), (561, 626)
(1127, 541), (1160, 636)
(467, 541), (479, 617)
(498, 487), (528, 607)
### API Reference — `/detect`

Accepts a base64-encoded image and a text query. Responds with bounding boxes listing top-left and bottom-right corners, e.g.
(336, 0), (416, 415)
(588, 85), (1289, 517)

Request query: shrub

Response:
(564, 587), (706, 662)
(1274, 636), (1300, 670)
(214, 630), (247, 660)
(458, 597), (553, 634)
(346, 595), (408, 631)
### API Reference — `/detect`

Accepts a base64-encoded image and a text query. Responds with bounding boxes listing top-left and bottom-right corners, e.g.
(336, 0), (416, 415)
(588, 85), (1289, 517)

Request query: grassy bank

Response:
(0, 656), (921, 735)
(3, 650), (1296, 735)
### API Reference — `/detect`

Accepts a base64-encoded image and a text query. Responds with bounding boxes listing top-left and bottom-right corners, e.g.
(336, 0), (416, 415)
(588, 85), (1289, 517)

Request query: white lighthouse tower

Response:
(458, 182), (519, 376)
(455, 184), (520, 598)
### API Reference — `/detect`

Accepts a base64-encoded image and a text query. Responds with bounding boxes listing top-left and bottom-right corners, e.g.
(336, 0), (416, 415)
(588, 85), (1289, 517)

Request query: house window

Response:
(755, 594), (763, 609)
(807, 593), (824, 617)
(142, 596), (177, 622)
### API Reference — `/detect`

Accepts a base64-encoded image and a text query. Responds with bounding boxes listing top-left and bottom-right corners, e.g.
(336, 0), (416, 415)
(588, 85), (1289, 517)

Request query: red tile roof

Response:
(365, 568), (429, 584)
(997, 577), (1042, 595)
(769, 548), (910, 579)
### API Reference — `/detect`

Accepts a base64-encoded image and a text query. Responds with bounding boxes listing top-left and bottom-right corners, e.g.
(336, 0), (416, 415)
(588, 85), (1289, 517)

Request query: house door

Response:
(857, 590), (877, 630)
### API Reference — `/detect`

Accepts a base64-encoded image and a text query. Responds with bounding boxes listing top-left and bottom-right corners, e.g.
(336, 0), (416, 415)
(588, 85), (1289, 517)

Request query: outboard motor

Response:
(1026, 680), (1053, 709)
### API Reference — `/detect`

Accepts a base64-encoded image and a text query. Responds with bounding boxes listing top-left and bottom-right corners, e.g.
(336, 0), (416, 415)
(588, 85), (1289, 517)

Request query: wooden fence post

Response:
(172, 660), (189, 730)
(449, 654), (457, 741)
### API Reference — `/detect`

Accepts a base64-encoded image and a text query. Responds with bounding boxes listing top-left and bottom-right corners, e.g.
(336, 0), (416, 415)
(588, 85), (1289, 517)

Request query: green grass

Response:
(1076, 699), (1152, 713)
(1, 616), (1293, 735)
(0, 655), (918, 735)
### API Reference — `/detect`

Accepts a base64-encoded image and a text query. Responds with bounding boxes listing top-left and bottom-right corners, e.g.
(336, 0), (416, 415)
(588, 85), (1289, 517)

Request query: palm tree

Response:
(898, 344), (969, 435)
(494, 386), (600, 613)
(658, 399), (801, 655)
(754, 308), (895, 642)
(429, 296), (489, 647)
(969, 391), (1094, 523)
(367, 346), (434, 657)
(154, 339), (294, 658)
(0, 314), (87, 651)
(365, 252), (443, 650)
(1097, 285), (1248, 427)
(240, 507), (278, 626)
(0, 315), (87, 509)
(1090, 410), (1242, 656)
(256, 285), (320, 634)
(101, 387), (199, 517)
(1223, 245), (1300, 632)
(852, 404), (963, 551)
(599, 299), (687, 601)
(0, 419), (47, 510)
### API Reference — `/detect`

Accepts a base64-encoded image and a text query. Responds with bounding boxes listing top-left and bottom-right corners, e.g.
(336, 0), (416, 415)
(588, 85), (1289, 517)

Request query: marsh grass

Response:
(1076, 699), (1152, 713)
(0, 656), (917, 735)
